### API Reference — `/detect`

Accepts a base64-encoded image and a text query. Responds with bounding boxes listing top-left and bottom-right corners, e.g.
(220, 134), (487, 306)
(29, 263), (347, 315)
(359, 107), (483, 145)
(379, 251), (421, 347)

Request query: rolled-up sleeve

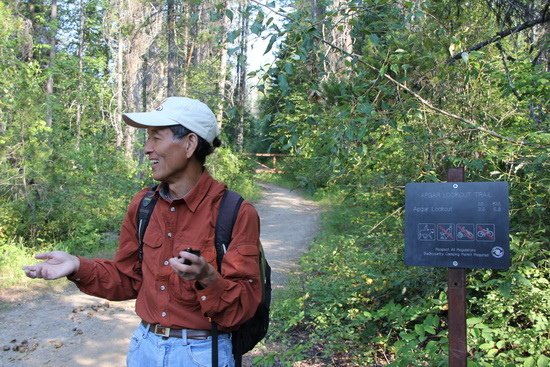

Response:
(196, 202), (262, 329)
(68, 192), (145, 301)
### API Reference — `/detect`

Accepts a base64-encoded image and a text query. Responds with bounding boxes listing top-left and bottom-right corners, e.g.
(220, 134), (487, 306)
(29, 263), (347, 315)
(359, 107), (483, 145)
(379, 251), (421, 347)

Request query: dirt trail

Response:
(0, 183), (321, 367)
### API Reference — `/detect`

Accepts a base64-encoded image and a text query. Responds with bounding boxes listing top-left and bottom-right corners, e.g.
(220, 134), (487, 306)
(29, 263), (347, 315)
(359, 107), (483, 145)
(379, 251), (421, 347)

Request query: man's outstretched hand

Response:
(23, 251), (80, 280)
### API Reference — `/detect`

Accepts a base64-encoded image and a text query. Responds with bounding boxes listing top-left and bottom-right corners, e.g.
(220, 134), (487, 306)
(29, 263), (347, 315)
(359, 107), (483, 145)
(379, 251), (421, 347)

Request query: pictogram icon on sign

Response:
(476, 224), (495, 241)
(456, 224), (475, 241)
(491, 246), (504, 258)
(437, 223), (455, 241)
(418, 223), (436, 241)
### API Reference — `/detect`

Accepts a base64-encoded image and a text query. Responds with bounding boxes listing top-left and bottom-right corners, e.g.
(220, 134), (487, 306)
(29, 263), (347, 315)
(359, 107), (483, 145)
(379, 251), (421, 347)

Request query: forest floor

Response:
(0, 182), (322, 367)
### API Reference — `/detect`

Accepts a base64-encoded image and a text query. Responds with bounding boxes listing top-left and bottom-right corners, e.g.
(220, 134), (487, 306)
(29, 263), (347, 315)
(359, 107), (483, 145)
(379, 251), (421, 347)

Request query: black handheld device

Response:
(181, 248), (201, 265)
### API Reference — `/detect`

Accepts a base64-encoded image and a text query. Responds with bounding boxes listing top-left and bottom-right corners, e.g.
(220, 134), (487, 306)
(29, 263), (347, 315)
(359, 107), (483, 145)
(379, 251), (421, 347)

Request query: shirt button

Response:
(163, 260), (169, 266)
(161, 312), (167, 317)
(160, 285), (166, 291)
(170, 207), (176, 212)
(200, 296), (207, 301)
(167, 232), (172, 238)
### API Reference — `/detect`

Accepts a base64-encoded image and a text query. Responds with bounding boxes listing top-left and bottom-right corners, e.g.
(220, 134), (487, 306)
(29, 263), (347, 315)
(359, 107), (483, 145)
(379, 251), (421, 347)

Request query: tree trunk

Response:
(309, 0), (325, 77)
(45, 0), (58, 127)
(181, 4), (190, 95)
(326, 0), (354, 76)
(216, 0), (229, 125)
(108, 0), (124, 148)
(115, 31), (124, 148)
(235, 0), (249, 151)
(123, 0), (163, 159)
(166, 0), (177, 96)
(139, 54), (148, 167)
(76, 0), (86, 149)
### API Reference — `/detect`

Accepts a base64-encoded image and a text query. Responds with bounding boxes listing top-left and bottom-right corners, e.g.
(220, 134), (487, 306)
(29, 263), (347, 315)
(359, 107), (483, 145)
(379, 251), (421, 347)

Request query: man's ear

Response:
(185, 133), (199, 158)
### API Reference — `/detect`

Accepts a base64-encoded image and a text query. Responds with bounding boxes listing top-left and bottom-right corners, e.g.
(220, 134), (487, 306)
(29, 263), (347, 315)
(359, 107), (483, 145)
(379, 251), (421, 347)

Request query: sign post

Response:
(404, 168), (510, 366)
(447, 168), (467, 367)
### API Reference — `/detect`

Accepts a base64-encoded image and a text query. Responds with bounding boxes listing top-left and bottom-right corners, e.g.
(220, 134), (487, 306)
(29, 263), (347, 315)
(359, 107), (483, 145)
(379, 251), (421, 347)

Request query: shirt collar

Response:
(158, 170), (214, 213)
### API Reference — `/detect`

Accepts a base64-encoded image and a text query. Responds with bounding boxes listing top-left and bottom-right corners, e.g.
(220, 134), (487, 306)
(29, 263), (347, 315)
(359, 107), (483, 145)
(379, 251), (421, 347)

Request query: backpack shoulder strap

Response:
(136, 185), (158, 262)
(212, 189), (244, 366)
(214, 189), (244, 272)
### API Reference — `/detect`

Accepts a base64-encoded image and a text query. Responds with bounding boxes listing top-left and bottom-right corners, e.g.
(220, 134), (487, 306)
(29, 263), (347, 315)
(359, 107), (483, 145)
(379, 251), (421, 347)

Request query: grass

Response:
(0, 235), (120, 290)
(0, 238), (40, 289)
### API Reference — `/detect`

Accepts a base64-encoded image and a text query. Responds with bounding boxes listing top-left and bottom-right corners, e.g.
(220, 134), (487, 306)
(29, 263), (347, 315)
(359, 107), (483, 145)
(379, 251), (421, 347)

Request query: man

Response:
(23, 97), (262, 367)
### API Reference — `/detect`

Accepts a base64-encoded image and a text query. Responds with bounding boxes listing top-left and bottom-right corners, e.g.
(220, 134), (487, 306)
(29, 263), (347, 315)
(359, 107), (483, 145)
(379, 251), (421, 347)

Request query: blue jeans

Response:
(126, 322), (235, 367)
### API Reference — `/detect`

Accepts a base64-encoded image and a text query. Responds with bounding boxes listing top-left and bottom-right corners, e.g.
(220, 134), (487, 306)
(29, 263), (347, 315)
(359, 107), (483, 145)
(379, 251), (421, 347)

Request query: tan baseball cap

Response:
(122, 97), (219, 144)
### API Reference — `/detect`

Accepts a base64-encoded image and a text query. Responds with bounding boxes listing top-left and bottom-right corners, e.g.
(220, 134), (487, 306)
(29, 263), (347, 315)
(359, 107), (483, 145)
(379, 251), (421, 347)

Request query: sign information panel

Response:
(405, 182), (510, 269)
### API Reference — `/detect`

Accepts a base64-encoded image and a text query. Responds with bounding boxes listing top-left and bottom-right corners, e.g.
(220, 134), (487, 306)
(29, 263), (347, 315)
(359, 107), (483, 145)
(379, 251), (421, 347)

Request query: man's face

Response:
(144, 127), (191, 183)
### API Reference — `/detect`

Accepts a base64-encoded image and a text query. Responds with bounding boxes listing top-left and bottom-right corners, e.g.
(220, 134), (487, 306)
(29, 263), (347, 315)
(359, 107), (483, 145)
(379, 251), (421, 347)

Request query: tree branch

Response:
(319, 38), (530, 145)
(496, 43), (522, 101)
(249, 0), (535, 145)
(447, 13), (550, 63)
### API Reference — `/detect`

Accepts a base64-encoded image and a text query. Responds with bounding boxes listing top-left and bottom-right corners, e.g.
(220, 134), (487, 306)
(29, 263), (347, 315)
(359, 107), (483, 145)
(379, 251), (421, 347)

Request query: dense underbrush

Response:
(0, 146), (258, 288)
(259, 170), (548, 367)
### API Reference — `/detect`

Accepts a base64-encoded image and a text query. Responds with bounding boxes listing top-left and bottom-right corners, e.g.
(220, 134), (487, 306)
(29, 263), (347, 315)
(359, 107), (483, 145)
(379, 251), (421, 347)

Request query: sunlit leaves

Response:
(264, 34), (278, 54)
(257, 0), (549, 365)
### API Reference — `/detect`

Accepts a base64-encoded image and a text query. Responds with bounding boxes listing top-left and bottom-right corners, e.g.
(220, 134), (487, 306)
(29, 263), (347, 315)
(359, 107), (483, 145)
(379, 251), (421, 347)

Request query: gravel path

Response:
(0, 183), (321, 367)
(254, 182), (321, 289)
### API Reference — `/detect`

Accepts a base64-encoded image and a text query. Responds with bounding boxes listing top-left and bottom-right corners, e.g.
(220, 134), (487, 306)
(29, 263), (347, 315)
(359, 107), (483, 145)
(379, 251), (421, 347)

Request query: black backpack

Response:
(136, 188), (271, 367)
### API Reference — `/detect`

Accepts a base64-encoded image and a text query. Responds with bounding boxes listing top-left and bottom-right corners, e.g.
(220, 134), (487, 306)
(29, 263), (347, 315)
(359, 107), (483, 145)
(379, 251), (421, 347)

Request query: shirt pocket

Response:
(236, 243), (258, 256)
(221, 243), (260, 278)
(168, 242), (212, 307)
(173, 242), (217, 267)
(143, 229), (163, 249)
(168, 272), (198, 307)
(142, 230), (163, 268)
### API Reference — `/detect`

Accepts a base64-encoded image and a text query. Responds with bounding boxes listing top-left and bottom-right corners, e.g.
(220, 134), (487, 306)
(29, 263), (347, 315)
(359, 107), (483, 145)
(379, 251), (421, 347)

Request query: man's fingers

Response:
(168, 257), (196, 278)
(23, 265), (36, 273)
(34, 252), (51, 260)
(168, 257), (187, 270)
(23, 266), (40, 279)
(42, 269), (55, 280)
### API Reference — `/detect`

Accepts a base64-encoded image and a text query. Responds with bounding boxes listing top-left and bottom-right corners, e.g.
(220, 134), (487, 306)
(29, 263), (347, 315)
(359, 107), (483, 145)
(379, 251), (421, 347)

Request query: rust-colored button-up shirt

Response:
(69, 171), (261, 330)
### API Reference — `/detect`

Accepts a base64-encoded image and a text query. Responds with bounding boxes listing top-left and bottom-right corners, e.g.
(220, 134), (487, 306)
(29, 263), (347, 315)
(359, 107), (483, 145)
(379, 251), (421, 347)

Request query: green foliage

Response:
(0, 237), (39, 288)
(0, 0), (547, 365)
(180, 58), (222, 109)
(259, 0), (549, 365)
(0, 0), (265, 289)
(207, 147), (261, 201)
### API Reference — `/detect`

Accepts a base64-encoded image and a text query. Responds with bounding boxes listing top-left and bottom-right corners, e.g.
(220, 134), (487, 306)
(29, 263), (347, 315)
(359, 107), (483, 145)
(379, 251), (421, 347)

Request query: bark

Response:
(325, 0), (354, 76)
(106, 0), (124, 148)
(167, 0), (177, 96)
(20, 18), (33, 61)
(216, 0), (229, 125)
(116, 29), (124, 148)
(181, 4), (190, 95)
(45, 0), (58, 127)
(235, 0), (249, 151)
(76, 0), (86, 149)
(447, 13), (550, 63)
(139, 54), (148, 167)
(309, 0), (325, 77)
(311, 0), (324, 23)
(186, 3), (202, 67)
(123, 0), (163, 158)
(496, 42), (522, 100)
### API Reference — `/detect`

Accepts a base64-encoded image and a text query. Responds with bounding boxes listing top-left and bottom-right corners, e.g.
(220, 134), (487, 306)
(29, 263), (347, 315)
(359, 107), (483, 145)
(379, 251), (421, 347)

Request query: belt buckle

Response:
(153, 325), (170, 337)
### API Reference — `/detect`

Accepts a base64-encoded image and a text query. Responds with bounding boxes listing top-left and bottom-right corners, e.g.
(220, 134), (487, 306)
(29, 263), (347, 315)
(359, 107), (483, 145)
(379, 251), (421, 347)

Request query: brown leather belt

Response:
(141, 321), (220, 340)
